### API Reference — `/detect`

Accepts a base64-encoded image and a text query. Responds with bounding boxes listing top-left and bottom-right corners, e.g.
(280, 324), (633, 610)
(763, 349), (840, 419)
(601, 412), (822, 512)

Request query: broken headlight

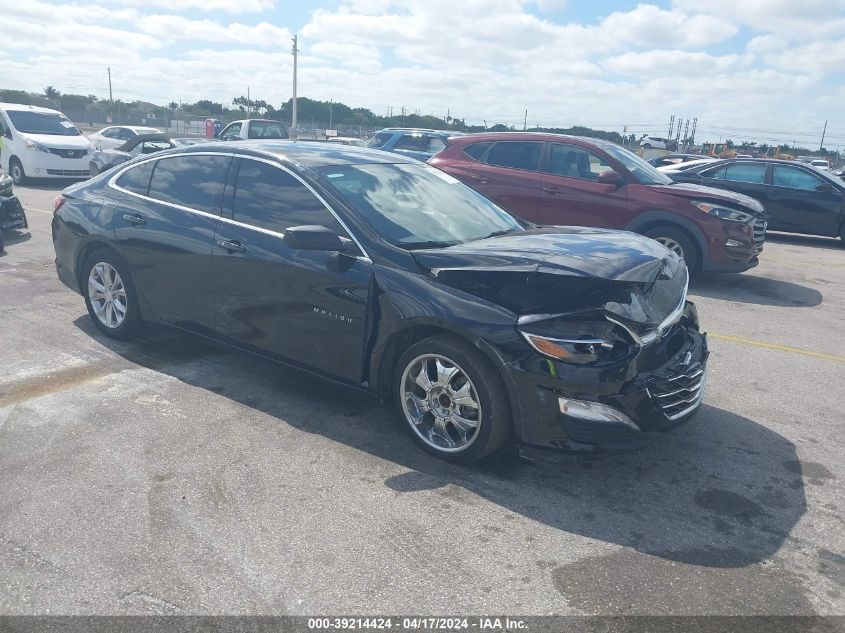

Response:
(517, 316), (633, 364)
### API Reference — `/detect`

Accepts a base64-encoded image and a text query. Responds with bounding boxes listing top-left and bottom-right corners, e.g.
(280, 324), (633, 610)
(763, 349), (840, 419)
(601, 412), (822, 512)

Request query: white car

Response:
(656, 158), (719, 173)
(640, 135), (675, 150)
(326, 136), (366, 147)
(0, 103), (93, 184)
(87, 125), (161, 151)
(809, 159), (830, 171)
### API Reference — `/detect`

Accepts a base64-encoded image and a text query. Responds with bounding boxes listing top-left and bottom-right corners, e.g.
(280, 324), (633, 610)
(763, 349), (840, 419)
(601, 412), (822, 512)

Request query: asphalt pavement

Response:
(0, 181), (843, 616)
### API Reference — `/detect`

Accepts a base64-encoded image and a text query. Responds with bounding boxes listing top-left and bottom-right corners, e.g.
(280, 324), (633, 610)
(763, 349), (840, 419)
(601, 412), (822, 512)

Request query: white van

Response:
(0, 103), (93, 185)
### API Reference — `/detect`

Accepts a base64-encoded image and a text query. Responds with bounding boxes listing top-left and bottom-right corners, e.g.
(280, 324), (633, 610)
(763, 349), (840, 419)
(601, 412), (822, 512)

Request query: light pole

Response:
(291, 34), (299, 140)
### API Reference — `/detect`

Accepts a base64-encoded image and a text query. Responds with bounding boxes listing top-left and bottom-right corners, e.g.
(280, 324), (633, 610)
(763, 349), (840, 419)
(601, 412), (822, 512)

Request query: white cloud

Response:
(603, 50), (742, 77)
(115, 0), (277, 13)
(136, 15), (291, 47)
(599, 4), (738, 49)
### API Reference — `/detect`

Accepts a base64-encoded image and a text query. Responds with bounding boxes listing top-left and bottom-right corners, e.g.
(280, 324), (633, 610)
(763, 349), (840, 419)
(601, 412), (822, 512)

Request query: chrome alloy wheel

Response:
(400, 353), (482, 453)
(654, 236), (685, 258)
(88, 262), (127, 329)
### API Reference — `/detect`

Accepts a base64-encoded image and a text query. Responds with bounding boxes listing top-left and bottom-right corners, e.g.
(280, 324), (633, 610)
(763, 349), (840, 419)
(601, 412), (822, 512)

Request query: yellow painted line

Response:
(709, 332), (845, 363)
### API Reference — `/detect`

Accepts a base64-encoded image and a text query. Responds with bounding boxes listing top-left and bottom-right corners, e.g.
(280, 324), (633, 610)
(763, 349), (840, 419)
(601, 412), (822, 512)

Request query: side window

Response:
(116, 128), (134, 140)
(220, 123), (241, 141)
(115, 161), (154, 195)
(394, 134), (426, 151)
(233, 160), (345, 235)
(702, 165), (727, 180)
(486, 142), (542, 171)
(772, 165), (824, 190)
(546, 144), (611, 180)
(463, 142), (492, 161)
(101, 128), (118, 139)
(724, 163), (766, 184)
(148, 155), (230, 213)
(247, 121), (287, 139)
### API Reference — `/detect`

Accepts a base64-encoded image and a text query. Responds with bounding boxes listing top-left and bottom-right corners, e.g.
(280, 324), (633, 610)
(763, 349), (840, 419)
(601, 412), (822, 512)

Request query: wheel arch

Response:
(625, 211), (707, 267)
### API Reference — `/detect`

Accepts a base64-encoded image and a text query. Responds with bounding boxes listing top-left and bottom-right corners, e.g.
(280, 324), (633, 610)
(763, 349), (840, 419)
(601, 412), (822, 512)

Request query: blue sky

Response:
(3, 0), (845, 148)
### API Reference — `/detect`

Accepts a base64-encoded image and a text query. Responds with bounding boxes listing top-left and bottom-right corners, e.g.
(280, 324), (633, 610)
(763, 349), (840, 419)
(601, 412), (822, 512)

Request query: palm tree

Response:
(168, 101), (179, 111)
(44, 86), (61, 101)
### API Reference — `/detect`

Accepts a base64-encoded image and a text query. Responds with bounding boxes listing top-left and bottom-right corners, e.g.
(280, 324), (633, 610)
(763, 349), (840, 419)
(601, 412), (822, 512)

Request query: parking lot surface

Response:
(1, 182), (843, 615)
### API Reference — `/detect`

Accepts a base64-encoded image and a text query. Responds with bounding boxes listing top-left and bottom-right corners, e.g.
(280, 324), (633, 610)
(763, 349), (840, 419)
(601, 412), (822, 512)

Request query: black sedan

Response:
(52, 142), (707, 463)
(88, 134), (211, 176)
(0, 168), (28, 252)
(670, 158), (845, 241)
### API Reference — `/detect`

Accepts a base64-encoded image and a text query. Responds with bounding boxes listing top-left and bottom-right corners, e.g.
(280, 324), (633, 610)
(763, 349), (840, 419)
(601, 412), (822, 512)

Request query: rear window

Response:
(115, 161), (154, 195)
(247, 121), (288, 139)
(486, 141), (542, 171)
(367, 132), (393, 149)
(148, 155), (231, 213)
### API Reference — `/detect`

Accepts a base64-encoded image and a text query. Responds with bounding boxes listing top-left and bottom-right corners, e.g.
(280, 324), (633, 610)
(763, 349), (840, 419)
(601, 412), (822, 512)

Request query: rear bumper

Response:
(506, 303), (709, 453)
(0, 195), (28, 230)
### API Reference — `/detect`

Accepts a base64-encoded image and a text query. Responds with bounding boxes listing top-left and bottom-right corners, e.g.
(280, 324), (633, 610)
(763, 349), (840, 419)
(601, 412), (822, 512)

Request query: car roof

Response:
(228, 119), (284, 125)
(444, 131), (622, 148)
(0, 102), (65, 115)
(178, 140), (419, 167)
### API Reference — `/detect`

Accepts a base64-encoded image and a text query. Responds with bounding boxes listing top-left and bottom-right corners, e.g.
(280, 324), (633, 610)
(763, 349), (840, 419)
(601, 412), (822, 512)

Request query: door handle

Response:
(216, 238), (246, 253)
(470, 174), (489, 184)
(542, 186), (561, 195)
(122, 213), (145, 225)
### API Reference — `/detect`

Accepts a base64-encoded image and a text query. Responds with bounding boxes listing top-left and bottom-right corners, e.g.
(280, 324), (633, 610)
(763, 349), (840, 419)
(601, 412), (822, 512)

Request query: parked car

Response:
(52, 142), (707, 463)
(670, 158), (845, 241)
(809, 159), (830, 172)
(429, 133), (766, 273)
(640, 136), (677, 151)
(657, 158), (722, 174)
(648, 154), (715, 167)
(87, 126), (162, 151)
(326, 136), (367, 147)
(217, 119), (289, 141)
(89, 134), (210, 176)
(367, 128), (449, 161)
(0, 103), (94, 184)
(0, 168), (28, 252)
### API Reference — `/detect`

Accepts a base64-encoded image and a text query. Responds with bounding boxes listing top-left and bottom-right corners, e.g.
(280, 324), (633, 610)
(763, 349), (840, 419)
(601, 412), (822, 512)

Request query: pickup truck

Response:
(217, 119), (289, 141)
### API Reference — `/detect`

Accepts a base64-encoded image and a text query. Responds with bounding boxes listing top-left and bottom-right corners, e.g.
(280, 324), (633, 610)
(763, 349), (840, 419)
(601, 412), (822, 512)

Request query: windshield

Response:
(316, 163), (524, 248)
(601, 143), (672, 185)
(7, 111), (81, 136)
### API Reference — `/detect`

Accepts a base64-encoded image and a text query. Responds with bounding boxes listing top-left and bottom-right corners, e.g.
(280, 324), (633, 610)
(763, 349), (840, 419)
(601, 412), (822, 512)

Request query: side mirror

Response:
(597, 170), (624, 186)
(3, 129), (11, 140)
(283, 225), (343, 251)
(815, 182), (832, 192)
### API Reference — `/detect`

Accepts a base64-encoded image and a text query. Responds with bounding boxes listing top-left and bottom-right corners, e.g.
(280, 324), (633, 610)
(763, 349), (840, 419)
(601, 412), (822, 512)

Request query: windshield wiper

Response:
(479, 229), (516, 240)
(401, 240), (460, 250)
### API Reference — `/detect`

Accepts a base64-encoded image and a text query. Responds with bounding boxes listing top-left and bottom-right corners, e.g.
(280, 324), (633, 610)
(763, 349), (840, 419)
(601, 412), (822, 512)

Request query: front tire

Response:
(89, 162), (99, 177)
(394, 335), (512, 463)
(82, 249), (142, 340)
(644, 225), (700, 274)
(9, 158), (26, 185)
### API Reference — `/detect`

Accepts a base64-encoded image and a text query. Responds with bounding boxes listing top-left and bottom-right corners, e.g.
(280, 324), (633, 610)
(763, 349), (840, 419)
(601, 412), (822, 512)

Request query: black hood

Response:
(654, 182), (765, 214)
(412, 228), (687, 330)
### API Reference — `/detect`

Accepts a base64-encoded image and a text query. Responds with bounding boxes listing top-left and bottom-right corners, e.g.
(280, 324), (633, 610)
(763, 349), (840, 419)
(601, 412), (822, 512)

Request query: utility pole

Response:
(690, 118), (698, 146)
(329, 99), (333, 130)
(247, 86), (251, 116)
(107, 67), (113, 121)
(683, 120), (690, 147)
(820, 120), (828, 151)
(523, 109), (527, 131)
(291, 34), (299, 139)
(668, 114), (675, 140)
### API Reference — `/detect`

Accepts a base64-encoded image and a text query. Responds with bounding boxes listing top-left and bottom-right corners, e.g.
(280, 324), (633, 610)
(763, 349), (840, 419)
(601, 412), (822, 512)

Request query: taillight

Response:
(53, 195), (67, 215)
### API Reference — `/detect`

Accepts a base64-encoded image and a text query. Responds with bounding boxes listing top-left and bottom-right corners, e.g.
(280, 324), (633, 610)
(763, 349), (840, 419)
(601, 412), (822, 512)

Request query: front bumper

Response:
(701, 216), (765, 273)
(0, 195), (28, 230)
(506, 302), (709, 452)
(20, 152), (90, 179)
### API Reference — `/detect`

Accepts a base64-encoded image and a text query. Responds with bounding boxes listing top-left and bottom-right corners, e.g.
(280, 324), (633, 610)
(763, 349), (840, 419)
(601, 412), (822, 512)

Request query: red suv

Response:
(429, 133), (766, 273)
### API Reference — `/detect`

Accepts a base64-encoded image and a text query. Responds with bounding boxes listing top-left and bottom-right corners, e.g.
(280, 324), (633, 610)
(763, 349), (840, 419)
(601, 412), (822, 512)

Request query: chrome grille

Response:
(753, 217), (767, 252)
(648, 363), (706, 420)
(48, 148), (86, 159)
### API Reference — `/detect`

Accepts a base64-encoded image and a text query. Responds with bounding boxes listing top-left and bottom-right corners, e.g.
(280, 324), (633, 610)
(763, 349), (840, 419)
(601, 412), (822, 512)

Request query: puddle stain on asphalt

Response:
(0, 361), (129, 407)
(552, 547), (815, 615)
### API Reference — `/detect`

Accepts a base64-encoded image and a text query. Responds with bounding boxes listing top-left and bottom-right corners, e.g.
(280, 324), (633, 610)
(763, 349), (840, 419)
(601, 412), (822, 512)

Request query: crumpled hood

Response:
(412, 228), (687, 326)
(649, 182), (765, 213)
(412, 227), (677, 283)
(18, 132), (91, 150)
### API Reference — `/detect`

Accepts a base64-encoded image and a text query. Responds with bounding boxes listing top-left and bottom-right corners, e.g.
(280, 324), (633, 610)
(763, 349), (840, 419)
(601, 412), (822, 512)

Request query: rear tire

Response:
(9, 158), (26, 185)
(394, 335), (512, 464)
(82, 249), (143, 340)
(89, 163), (99, 177)
(644, 225), (700, 274)
(642, 143), (652, 149)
